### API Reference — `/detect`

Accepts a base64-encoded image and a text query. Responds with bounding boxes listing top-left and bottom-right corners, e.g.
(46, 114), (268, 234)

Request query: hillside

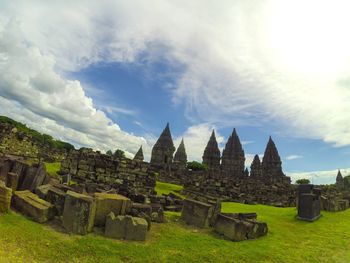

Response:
(0, 115), (74, 161)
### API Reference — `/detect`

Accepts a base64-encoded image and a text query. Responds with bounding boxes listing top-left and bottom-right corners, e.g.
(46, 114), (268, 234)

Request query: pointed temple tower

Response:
(261, 136), (285, 182)
(150, 123), (175, 168)
(336, 169), (344, 189)
(173, 138), (187, 170)
(221, 128), (245, 176)
(250, 154), (262, 178)
(133, 146), (144, 161)
(202, 130), (221, 170)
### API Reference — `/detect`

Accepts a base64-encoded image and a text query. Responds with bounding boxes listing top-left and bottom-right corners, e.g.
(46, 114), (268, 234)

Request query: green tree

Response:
(296, 178), (310, 185)
(106, 150), (113, 156)
(187, 161), (208, 171)
(114, 149), (125, 158)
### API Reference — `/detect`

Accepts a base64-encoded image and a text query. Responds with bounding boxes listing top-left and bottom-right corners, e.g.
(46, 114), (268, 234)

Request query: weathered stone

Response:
(181, 199), (215, 228)
(297, 185), (321, 221)
(12, 190), (54, 223)
(0, 181), (12, 213)
(150, 123), (175, 169)
(6, 172), (19, 191)
(20, 163), (47, 191)
(105, 213), (148, 241)
(173, 138), (187, 170)
(35, 184), (53, 200)
(214, 213), (268, 241)
(336, 170), (344, 190)
(94, 193), (132, 226)
(202, 130), (221, 170)
(221, 128), (245, 177)
(62, 191), (96, 235)
(133, 146), (144, 162)
(46, 187), (66, 216)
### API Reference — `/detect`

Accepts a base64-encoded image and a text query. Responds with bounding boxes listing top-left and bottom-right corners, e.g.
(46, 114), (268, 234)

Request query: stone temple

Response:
(151, 124), (294, 206)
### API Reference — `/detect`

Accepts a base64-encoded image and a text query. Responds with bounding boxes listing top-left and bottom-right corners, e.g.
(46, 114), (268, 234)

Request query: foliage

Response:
(295, 178), (310, 184)
(0, 116), (74, 151)
(114, 149), (125, 158)
(186, 161), (207, 171)
(1, 203), (350, 262)
(106, 150), (113, 156)
(344, 175), (350, 188)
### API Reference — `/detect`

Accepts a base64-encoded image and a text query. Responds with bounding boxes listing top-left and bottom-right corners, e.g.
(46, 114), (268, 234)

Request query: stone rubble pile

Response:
(181, 198), (268, 242)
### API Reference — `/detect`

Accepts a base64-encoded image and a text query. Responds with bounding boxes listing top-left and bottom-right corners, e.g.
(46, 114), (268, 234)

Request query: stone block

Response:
(35, 184), (53, 200)
(214, 214), (268, 241)
(19, 163), (47, 191)
(46, 187), (66, 216)
(181, 199), (215, 228)
(62, 191), (96, 235)
(105, 213), (148, 241)
(12, 190), (54, 223)
(298, 193), (321, 221)
(0, 181), (12, 213)
(6, 172), (19, 191)
(94, 193), (132, 226)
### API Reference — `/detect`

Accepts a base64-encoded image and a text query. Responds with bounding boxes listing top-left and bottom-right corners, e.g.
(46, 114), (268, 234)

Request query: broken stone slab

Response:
(105, 213), (148, 241)
(0, 181), (12, 213)
(62, 190), (96, 235)
(94, 192), (132, 226)
(214, 213), (268, 241)
(6, 172), (19, 191)
(12, 190), (54, 223)
(19, 163), (48, 191)
(35, 184), (53, 200)
(46, 187), (66, 216)
(181, 199), (216, 228)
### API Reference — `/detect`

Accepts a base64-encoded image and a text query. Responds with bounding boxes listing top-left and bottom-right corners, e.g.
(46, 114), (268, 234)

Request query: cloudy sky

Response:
(1, 0), (350, 184)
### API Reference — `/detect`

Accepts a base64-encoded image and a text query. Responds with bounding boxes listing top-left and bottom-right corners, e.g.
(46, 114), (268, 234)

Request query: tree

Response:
(296, 178), (310, 185)
(186, 161), (208, 171)
(114, 149), (125, 158)
(106, 150), (113, 156)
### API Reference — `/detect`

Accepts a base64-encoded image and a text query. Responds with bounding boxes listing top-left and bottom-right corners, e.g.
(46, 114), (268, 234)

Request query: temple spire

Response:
(202, 130), (221, 170)
(336, 169), (344, 189)
(250, 154), (262, 178)
(133, 146), (144, 161)
(262, 136), (284, 181)
(174, 138), (187, 168)
(221, 128), (245, 176)
(150, 123), (175, 167)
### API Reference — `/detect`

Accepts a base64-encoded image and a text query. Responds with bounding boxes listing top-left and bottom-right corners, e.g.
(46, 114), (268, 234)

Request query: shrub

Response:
(296, 178), (310, 184)
(187, 161), (208, 171)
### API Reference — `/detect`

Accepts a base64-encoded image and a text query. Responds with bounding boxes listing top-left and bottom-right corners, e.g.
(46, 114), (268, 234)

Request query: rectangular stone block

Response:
(94, 193), (132, 226)
(181, 199), (214, 228)
(62, 191), (96, 235)
(46, 187), (66, 216)
(12, 190), (54, 223)
(298, 193), (321, 221)
(6, 172), (19, 191)
(0, 181), (12, 213)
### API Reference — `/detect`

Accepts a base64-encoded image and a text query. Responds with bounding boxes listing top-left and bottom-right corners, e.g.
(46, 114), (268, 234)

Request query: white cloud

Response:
(287, 168), (350, 185)
(1, 0), (350, 163)
(285, 155), (303, 161)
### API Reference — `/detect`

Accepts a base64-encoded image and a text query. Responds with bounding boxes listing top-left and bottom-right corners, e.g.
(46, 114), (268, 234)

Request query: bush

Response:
(114, 149), (125, 158)
(187, 161), (207, 171)
(296, 178), (310, 184)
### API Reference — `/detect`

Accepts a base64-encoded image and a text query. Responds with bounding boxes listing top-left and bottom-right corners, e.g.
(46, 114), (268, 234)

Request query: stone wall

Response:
(183, 169), (295, 207)
(0, 123), (66, 162)
(60, 148), (156, 196)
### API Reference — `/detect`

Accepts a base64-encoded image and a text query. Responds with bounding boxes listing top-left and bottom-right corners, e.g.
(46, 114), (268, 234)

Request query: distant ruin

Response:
(151, 124), (294, 206)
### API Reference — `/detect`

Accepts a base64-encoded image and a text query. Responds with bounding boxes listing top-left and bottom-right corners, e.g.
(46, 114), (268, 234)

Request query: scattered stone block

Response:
(12, 190), (54, 223)
(19, 163), (47, 191)
(297, 185), (321, 221)
(35, 184), (53, 200)
(94, 193), (132, 226)
(46, 187), (66, 216)
(181, 199), (215, 228)
(105, 213), (148, 241)
(214, 213), (268, 241)
(62, 191), (96, 235)
(0, 181), (12, 213)
(6, 172), (19, 191)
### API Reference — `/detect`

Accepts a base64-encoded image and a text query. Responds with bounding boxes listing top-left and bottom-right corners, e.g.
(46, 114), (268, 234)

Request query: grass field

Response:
(155, 181), (184, 197)
(1, 202), (350, 263)
(44, 162), (61, 178)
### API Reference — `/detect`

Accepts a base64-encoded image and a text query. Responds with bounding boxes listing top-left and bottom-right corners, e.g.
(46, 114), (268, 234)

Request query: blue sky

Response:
(1, 0), (350, 184)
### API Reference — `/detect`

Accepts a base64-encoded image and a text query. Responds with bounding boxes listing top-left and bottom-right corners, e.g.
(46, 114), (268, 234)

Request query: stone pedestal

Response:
(181, 199), (216, 228)
(46, 187), (66, 216)
(62, 191), (96, 235)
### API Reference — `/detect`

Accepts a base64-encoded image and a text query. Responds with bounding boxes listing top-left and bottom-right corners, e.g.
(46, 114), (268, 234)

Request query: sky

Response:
(1, 0), (350, 184)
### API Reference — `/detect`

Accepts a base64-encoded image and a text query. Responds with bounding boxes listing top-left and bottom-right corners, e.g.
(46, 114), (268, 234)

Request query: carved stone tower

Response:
(173, 138), (187, 170)
(133, 146), (144, 161)
(261, 136), (285, 181)
(221, 128), (245, 177)
(150, 123), (175, 168)
(250, 154), (262, 178)
(202, 130), (221, 170)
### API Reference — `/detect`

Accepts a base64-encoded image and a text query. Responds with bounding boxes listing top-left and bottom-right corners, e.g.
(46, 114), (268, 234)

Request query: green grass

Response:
(1, 202), (350, 262)
(155, 181), (184, 197)
(44, 162), (61, 178)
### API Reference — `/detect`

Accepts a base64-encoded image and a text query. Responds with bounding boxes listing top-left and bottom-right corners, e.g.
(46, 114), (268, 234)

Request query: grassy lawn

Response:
(0, 202), (349, 262)
(155, 181), (183, 197)
(44, 162), (61, 178)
